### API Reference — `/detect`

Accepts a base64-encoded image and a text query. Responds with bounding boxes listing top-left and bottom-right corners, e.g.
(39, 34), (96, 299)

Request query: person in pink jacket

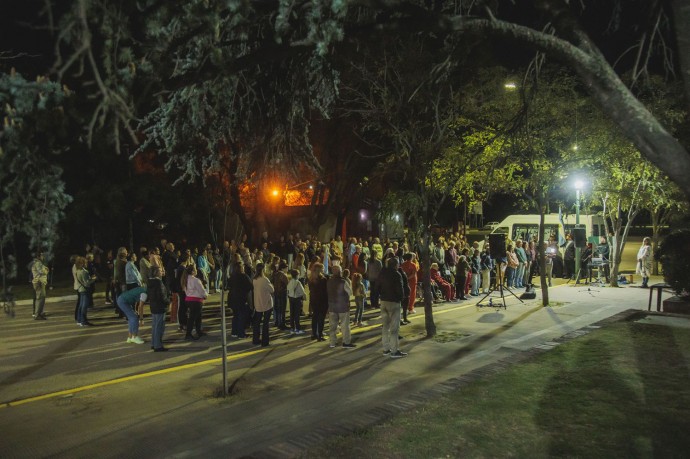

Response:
(182, 265), (207, 340)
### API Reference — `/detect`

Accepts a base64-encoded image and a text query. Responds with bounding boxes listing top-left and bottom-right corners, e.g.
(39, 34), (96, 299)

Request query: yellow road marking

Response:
(0, 348), (267, 409)
(0, 299), (508, 409)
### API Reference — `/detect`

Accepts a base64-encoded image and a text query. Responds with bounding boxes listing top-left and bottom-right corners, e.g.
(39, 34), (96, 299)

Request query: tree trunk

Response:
(671, 0), (690, 110)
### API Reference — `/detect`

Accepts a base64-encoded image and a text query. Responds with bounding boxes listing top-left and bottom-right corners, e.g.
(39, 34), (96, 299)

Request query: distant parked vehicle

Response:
(481, 221), (500, 231)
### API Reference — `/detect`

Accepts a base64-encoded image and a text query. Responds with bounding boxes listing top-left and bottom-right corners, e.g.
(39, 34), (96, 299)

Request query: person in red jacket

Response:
(430, 263), (455, 301)
(401, 252), (419, 313)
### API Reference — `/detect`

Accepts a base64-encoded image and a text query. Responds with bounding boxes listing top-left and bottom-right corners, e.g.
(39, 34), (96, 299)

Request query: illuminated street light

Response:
(504, 82), (517, 90)
(271, 189), (279, 197)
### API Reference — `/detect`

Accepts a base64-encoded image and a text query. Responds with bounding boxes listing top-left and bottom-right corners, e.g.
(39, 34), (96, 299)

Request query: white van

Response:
(484, 213), (605, 251)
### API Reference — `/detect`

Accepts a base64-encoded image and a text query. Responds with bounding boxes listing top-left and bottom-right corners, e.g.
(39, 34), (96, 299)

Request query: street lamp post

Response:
(574, 180), (583, 282)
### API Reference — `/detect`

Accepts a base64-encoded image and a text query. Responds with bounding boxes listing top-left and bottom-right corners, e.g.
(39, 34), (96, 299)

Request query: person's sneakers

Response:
(184, 335), (194, 341)
(409, 309), (416, 314)
(383, 349), (391, 355)
(342, 343), (356, 349)
(130, 336), (145, 344)
(329, 343), (337, 348)
(230, 334), (238, 338)
(153, 347), (169, 352)
(34, 315), (46, 320)
(105, 300), (112, 305)
(294, 329), (306, 335)
(390, 350), (408, 359)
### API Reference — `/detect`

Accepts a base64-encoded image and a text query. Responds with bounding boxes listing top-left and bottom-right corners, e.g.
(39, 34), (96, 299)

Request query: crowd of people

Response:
(29, 228), (627, 356)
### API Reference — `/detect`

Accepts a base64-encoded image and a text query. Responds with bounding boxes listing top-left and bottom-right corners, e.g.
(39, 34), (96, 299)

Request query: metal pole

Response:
(575, 189), (581, 282)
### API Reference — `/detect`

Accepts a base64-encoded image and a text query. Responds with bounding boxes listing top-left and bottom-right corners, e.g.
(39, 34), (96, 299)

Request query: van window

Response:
(513, 224), (560, 243)
(512, 224), (539, 242)
(494, 226), (509, 234)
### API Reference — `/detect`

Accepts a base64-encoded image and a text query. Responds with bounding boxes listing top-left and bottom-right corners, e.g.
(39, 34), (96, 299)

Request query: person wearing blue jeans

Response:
(117, 286), (147, 344)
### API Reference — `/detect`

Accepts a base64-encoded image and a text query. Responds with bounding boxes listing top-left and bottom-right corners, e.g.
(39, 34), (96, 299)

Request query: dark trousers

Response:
(369, 279), (380, 309)
(253, 309), (272, 346)
(178, 297), (189, 329)
(564, 259), (575, 279)
(186, 301), (202, 336)
(274, 293), (287, 328)
(401, 296), (409, 322)
(230, 300), (250, 337)
(288, 297), (303, 330)
(311, 309), (326, 338)
(455, 274), (466, 299)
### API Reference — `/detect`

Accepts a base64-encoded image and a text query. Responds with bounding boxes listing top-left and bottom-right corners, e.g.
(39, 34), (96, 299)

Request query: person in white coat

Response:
(636, 237), (652, 288)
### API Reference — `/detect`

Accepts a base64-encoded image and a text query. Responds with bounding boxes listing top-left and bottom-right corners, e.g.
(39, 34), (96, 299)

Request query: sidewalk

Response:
(0, 275), (676, 458)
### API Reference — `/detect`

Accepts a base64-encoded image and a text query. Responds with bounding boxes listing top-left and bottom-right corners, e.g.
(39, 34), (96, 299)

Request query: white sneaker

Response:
(126, 337), (133, 343)
(130, 336), (145, 344)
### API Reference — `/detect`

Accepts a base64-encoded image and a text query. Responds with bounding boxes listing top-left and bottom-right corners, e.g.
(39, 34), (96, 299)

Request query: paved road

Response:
(0, 267), (673, 458)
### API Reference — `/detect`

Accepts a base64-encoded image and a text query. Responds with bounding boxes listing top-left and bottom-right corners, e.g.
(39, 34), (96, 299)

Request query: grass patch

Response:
(303, 321), (690, 458)
(432, 330), (472, 343)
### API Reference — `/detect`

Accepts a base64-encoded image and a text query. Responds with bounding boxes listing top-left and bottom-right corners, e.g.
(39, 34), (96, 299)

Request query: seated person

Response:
(431, 263), (456, 301)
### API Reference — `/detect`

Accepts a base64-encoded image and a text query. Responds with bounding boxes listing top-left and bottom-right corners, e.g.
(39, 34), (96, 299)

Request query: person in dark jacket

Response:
(376, 257), (407, 359)
(308, 262), (329, 341)
(327, 265), (356, 348)
(228, 262), (253, 338)
(147, 266), (168, 352)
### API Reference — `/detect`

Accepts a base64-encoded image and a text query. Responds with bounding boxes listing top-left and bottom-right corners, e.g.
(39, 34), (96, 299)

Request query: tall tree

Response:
(0, 70), (72, 289)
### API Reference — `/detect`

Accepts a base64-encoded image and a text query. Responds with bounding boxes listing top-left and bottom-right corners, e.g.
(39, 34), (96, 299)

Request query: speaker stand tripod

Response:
(477, 264), (524, 311)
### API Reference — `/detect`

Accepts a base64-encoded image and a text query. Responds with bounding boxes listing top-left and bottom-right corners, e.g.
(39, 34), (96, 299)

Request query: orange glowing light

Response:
(271, 189), (279, 197)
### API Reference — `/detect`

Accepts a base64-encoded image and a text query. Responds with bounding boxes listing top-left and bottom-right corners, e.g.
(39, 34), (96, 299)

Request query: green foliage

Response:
(0, 71), (72, 279)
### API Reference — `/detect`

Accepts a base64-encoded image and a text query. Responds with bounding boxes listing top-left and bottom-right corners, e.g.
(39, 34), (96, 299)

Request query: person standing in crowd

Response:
(563, 233), (575, 279)
(480, 246), (493, 294)
(352, 272), (366, 327)
(401, 253), (419, 314)
(117, 285), (147, 344)
(228, 262), (253, 338)
(287, 268), (306, 334)
(470, 249), (481, 296)
(272, 261), (289, 330)
(327, 265), (356, 349)
(182, 265), (207, 340)
(308, 262), (329, 341)
(367, 249), (382, 309)
(31, 252), (49, 320)
(455, 251), (469, 301)
(125, 253), (143, 290)
(197, 248), (211, 292)
(505, 244), (519, 288)
(252, 263), (274, 347)
(74, 256), (95, 326)
(377, 257), (407, 358)
(514, 240), (527, 288)
(138, 247), (151, 287)
(113, 247), (128, 316)
(104, 249), (115, 305)
(636, 237), (652, 288)
(147, 266), (168, 352)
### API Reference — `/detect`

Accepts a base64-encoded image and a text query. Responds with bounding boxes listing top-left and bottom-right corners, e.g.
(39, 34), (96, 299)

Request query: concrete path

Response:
(0, 273), (676, 458)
